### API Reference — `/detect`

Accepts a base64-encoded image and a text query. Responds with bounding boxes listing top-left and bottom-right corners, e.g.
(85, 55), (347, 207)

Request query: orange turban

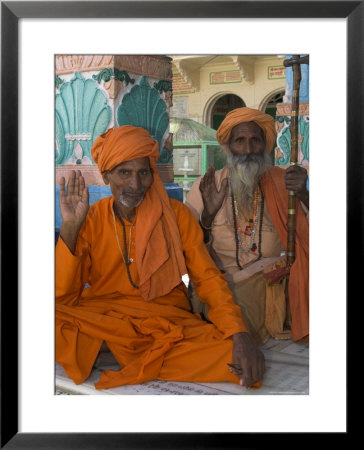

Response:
(216, 107), (277, 153)
(91, 125), (187, 301)
(91, 125), (160, 173)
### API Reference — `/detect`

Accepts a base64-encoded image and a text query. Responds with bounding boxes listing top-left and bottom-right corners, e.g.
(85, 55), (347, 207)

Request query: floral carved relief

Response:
(114, 55), (173, 81)
(92, 68), (135, 100)
(104, 79), (123, 99)
(56, 55), (114, 75)
(55, 73), (111, 166)
(274, 115), (309, 166)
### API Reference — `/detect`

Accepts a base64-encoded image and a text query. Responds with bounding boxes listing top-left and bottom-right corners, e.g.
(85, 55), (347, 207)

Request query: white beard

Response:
(227, 150), (271, 218)
(118, 191), (146, 208)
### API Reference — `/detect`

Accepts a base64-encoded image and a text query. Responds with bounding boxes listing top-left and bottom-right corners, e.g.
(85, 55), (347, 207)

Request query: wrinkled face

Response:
(102, 157), (153, 209)
(229, 121), (266, 157)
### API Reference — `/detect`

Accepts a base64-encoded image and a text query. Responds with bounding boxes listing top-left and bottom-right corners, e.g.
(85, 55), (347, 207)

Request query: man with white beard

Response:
(186, 108), (309, 345)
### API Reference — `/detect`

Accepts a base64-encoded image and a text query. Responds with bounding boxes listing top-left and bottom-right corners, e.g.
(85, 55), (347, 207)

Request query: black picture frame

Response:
(1, 1), (359, 448)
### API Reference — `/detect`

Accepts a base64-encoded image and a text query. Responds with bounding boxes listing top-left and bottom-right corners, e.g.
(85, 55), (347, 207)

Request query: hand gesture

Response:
(231, 332), (265, 388)
(199, 166), (228, 225)
(59, 170), (89, 253)
(59, 170), (89, 228)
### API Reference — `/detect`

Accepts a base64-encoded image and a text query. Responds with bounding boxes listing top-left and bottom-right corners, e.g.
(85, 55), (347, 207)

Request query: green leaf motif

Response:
(117, 76), (169, 151)
(92, 68), (135, 86)
(153, 80), (172, 94)
(55, 76), (65, 89)
(55, 72), (111, 166)
(276, 115), (309, 166)
(299, 116), (309, 161)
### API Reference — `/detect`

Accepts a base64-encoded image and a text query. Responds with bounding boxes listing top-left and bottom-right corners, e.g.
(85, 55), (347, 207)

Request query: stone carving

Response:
(275, 115), (309, 166)
(164, 89), (173, 107)
(153, 80), (173, 108)
(55, 76), (65, 89)
(56, 55), (173, 79)
(173, 59), (198, 91)
(114, 55), (173, 80)
(154, 80), (173, 93)
(93, 68), (135, 99)
(66, 142), (93, 165)
(231, 55), (254, 84)
(117, 76), (169, 150)
(93, 68), (135, 85)
(55, 72), (111, 166)
(55, 55), (114, 75)
(103, 78), (122, 100)
(154, 80), (173, 107)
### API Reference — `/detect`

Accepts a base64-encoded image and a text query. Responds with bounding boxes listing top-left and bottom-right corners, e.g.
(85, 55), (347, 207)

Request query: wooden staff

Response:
(283, 54), (309, 266)
(264, 54), (309, 283)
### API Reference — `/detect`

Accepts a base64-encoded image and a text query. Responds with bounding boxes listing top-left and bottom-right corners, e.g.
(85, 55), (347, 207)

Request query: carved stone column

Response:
(55, 55), (174, 185)
(274, 57), (309, 169)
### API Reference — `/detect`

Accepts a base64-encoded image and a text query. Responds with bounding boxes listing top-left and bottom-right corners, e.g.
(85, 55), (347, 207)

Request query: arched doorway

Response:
(261, 89), (284, 119)
(210, 94), (245, 130)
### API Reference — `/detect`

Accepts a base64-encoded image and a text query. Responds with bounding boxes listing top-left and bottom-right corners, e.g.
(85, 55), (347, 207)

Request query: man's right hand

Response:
(199, 166), (228, 228)
(59, 170), (89, 253)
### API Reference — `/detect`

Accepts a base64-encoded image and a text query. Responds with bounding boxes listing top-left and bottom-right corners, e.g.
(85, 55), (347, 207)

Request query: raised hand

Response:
(199, 166), (228, 228)
(59, 170), (89, 253)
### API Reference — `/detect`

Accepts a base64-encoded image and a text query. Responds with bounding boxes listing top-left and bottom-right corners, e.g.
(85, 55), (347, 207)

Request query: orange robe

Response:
(56, 196), (247, 389)
(261, 167), (309, 341)
(186, 166), (309, 342)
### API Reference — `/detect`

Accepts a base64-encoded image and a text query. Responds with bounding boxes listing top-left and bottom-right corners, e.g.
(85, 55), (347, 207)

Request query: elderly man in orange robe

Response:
(56, 125), (265, 390)
(186, 108), (309, 345)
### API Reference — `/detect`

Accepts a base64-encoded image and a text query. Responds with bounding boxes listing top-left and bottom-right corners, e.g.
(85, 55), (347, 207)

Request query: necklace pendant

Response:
(251, 243), (257, 252)
(244, 225), (252, 235)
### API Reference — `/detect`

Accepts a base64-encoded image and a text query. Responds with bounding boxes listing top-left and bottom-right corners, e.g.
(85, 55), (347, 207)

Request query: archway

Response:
(260, 89), (285, 119)
(210, 94), (245, 130)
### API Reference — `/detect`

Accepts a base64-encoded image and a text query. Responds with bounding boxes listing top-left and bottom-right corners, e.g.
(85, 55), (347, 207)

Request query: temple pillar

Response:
(55, 54), (175, 183)
(55, 55), (182, 229)
(274, 56), (309, 170)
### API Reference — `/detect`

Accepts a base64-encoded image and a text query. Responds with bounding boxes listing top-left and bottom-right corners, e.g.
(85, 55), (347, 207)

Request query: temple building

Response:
(54, 54), (309, 225)
(169, 54), (309, 169)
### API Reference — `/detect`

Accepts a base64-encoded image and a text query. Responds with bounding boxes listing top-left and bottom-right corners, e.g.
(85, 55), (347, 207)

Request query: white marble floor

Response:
(55, 337), (309, 395)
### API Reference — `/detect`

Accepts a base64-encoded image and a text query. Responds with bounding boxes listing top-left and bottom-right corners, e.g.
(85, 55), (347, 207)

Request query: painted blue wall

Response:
(284, 55), (309, 103)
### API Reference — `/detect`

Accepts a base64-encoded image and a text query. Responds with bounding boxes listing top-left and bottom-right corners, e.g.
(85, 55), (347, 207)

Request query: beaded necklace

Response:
(230, 183), (264, 270)
(233, 187), (260, 252)
(112, 205), (139, 289)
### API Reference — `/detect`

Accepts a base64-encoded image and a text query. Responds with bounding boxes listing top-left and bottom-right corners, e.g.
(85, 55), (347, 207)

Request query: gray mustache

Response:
(232, 153), (263, 164)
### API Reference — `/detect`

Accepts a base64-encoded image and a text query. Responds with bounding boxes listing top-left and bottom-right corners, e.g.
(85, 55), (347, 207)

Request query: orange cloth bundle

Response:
(216, 107), (277, 153)
(92, 125), (187, 301)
